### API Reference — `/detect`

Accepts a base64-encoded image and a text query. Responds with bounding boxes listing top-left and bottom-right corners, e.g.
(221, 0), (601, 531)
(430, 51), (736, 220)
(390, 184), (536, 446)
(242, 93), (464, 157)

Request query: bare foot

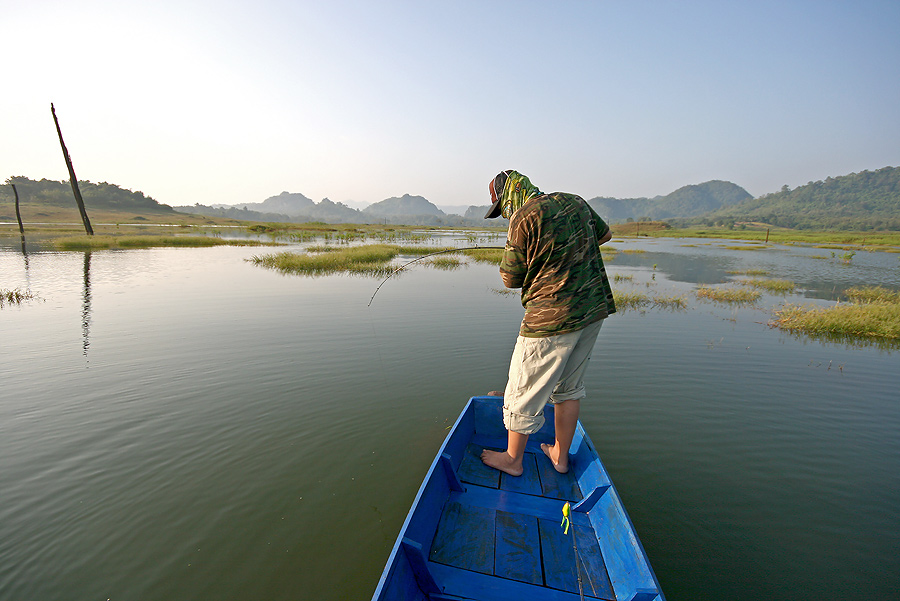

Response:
(480, 449), (523, 476)
(541, 443), (569, 474)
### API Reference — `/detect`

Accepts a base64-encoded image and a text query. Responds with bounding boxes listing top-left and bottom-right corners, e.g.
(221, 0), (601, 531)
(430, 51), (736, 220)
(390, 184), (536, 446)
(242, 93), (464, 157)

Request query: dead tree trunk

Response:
(12, 183), (24, 234)
(51, 103), (94, 235)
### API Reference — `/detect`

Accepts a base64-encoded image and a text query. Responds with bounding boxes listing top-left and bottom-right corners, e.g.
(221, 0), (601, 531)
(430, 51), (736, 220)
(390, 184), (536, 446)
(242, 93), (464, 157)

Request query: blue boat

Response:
(372, 395), (665, 601)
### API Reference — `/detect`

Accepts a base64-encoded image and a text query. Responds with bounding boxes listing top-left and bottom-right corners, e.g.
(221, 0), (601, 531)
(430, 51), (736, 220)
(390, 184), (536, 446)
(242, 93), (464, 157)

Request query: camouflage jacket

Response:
(500, 192), (616, 337)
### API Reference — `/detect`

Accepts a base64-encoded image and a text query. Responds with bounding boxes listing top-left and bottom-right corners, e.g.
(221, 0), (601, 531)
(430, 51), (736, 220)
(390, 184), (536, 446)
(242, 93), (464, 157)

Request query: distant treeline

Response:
(670, 167), (900, 231)
(1, 176), (174, 214)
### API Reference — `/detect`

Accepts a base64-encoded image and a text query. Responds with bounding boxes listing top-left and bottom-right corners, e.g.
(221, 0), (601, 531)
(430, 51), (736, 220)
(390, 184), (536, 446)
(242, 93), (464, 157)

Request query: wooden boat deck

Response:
(373, 397), (663, 601)
(428, 440), (615, 600)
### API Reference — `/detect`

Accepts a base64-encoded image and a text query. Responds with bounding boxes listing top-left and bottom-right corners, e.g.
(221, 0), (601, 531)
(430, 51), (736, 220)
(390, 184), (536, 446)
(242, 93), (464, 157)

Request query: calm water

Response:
(1, 234), (898, 600)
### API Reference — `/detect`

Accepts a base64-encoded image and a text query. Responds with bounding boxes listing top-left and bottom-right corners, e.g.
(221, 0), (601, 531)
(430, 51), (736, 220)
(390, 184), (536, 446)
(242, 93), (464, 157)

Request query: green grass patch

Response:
(772, 285), (900, 342)
(740, 278), (797, 294)
(845, 285), (900, 304)
(721, 245), (768, 251)
(53, 235), (268, 250)
(462, 248), (504, 265)
(772, 303), (900, 340)
(696, 286), (762, 305)
(645, 227), (900, 248)
(613, 290), (650, 310)
(613, 273), (634, 283)
(428, 257), (464, 270)
(652, 295), (688, 311)
(612, 290), (685, 311)
(726, 269), (770, 276)
(248, 244), (456, 276)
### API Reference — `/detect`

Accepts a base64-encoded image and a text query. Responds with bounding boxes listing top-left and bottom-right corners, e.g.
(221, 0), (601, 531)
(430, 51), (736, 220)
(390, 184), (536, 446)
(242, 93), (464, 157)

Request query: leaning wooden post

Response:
(12, 183), (25, 235)
(51, 103), (94, 235)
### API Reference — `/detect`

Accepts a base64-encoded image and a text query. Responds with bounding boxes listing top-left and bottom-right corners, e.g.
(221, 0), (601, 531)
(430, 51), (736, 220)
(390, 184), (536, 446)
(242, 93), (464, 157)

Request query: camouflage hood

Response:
(485, 170), (543, 219)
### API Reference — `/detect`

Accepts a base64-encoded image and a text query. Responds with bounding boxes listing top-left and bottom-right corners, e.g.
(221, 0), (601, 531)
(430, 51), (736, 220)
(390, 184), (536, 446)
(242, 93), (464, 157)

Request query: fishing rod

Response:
(367, 245), (504, 306)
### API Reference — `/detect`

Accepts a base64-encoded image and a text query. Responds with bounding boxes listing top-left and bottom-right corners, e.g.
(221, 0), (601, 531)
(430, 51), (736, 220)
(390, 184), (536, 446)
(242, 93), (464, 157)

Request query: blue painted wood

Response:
(573, 485), (610, 513)
(495, 510), (542, 585)
(439, 453), (465, 492)
(500, 450), (543, 496)
(400, 538), (440, 595)
(429, 501), (495, 575)
(458, 443), (500, 488)
(430, 562), (596, 601)
(539, 516), (581, 594)
(372, 396), (665, 601)
(538, 517), (614, 599)
(587, 488), (659, 601)
(536, 449), (583, 501)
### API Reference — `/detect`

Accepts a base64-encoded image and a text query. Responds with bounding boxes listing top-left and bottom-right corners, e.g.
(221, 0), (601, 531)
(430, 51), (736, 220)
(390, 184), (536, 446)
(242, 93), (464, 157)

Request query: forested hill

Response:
(1, 176), (174, 213)
(586, 180), (751, 223)
(680, 166), (900, 230)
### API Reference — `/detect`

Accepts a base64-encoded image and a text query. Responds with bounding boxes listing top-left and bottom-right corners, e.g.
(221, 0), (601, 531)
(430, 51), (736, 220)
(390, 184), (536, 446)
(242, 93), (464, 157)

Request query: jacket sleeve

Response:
(587, 204), (611, 243)
(499, 218), (527, 289)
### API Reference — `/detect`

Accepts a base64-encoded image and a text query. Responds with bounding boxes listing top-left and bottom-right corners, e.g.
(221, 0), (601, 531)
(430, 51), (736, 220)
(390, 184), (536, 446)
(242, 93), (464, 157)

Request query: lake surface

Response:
(2, 233), (899, 600)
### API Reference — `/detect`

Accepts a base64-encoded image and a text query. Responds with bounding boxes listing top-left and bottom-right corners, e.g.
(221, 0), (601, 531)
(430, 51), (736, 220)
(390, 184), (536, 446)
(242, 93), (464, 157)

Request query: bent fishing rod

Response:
(367, 245), (504, 306)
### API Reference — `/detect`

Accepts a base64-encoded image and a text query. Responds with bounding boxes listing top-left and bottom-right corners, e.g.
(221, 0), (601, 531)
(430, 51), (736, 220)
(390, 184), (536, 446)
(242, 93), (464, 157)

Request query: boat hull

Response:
(372, 396), (664, 601)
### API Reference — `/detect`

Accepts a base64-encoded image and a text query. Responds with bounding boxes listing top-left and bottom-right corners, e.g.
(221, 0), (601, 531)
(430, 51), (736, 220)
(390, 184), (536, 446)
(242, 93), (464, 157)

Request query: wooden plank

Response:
(458, 443), (501, 488)
(495, 510), (542, 585)
(538, 516), (580, 594)
(536, 450), (583, 501)
(539, 518), (614, 599)
(500, 451), (543, 496)
(430, 502), (495, 575)
(572, 522), (615, 599)
(430, 562), (591, 601)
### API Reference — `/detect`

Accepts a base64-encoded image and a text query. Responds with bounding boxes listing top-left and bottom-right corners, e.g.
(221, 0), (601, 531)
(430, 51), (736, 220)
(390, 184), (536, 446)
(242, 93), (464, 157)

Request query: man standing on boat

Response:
(480, 170), (616, 476)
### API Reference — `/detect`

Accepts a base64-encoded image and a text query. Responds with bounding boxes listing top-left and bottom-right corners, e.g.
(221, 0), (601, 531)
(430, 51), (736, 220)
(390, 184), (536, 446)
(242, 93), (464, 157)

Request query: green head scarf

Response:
(486, 170), (543, 219)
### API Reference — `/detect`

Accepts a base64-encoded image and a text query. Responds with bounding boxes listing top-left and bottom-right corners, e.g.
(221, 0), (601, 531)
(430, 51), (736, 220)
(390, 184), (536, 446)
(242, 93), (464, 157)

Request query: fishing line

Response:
(366, 245), (504, 306)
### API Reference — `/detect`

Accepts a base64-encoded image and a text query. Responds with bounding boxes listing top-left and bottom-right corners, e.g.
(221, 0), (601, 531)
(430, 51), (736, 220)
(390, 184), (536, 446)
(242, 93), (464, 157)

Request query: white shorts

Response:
(503, 319), (604, 435)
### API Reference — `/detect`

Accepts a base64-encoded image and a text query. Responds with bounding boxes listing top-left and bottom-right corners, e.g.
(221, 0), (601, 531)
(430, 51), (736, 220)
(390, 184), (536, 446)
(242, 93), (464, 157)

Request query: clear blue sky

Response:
(3, 0), (898, 209)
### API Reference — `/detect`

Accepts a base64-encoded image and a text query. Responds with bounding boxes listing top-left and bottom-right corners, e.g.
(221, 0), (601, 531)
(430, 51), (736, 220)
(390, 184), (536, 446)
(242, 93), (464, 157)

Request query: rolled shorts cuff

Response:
(549, 384), (586, 404)
(503, 406), (545, 435)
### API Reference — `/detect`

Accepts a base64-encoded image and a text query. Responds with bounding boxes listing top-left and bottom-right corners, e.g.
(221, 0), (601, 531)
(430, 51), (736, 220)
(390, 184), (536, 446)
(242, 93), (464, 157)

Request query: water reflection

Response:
(81, 252), (92, 358)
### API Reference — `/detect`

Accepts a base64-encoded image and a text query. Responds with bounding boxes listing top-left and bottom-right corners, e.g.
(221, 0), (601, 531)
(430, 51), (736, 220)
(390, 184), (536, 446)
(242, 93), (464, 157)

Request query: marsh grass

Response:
(54, 235), (267, 250)
(647, 227), (900, 248)
(696, 286), (762, 305)
(613, 273), (634, 283)
(613, 290), (650, 310)
(611, 290), (686, 312)
(1, 288), (37, 307)
(462, 248), (504, 264)
(652, 295), (688, 311)
(773, 303), (900, 341)
(721, 245), (768, 251)
(740, 278), (796, 294)
(846, 286), (900, 304)
(249, 244), (456, 276)
(727, 269), (770, 276)
(489, 287), (518, 297)
(428, 257), (464, 270)
(772, 285), (900, 342)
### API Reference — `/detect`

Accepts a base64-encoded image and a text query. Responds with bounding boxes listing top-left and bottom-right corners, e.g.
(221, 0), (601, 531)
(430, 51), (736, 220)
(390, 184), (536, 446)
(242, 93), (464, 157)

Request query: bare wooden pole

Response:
(12, 183), (25, 234)
(50, 103), (94, 235)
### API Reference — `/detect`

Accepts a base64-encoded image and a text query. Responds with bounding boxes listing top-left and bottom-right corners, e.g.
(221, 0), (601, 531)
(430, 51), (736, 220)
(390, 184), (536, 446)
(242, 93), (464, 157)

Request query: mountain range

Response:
(4, 166), (898, 231)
